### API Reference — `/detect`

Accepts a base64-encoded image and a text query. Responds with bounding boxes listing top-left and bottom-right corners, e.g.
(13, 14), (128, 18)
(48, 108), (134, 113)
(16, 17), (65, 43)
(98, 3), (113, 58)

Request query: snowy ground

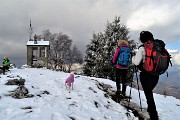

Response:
(0, 67), (179, 120)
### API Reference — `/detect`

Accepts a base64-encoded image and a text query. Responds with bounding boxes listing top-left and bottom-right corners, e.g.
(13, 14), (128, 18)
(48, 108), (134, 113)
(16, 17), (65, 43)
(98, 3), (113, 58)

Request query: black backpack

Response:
(138, 39), (172, 76)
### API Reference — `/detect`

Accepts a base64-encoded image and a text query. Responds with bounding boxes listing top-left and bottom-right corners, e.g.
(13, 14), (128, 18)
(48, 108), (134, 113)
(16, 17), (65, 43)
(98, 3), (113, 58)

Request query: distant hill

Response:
(132, 65), (180, 99)
(155, 66), (180, 99)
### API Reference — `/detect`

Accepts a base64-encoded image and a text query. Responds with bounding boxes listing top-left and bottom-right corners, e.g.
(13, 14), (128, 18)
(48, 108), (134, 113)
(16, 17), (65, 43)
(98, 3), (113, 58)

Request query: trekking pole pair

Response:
(127, 66), (142, 111)
(127, 65), (135, 112)
(134, 66), (143, 111)
(127, 82), (132, 110)
(126, 81), (132, 116)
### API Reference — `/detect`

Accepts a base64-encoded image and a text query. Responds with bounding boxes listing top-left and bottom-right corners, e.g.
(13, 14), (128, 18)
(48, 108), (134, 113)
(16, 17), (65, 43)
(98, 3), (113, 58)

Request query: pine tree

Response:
(83, 33), (102, 76)
(101, 16), (131, 80)
(83, 16), (137, 82)
(93, 33), (106, 78)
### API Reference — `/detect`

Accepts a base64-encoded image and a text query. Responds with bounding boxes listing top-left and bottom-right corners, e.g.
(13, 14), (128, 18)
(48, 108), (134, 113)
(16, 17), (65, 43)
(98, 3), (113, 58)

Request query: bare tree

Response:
(65, 46), (83, 72)
(48, 33), (72, 70)
(42, 29), (83, 71)
(71, 46), (83, 64)
(42, 29), (52, 41)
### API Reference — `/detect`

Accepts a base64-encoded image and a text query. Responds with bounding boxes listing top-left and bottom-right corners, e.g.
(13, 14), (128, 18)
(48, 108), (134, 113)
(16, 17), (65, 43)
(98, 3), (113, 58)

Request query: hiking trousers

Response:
(140, 72), (159, 120)
(0, 66), (9, 74)
(115, 68), (128, 95)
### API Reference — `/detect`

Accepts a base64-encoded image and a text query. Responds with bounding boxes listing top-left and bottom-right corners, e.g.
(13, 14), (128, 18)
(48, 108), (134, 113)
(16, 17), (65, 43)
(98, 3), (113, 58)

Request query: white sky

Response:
(0, 0), (180, 66)
(0, 67), (180, 120)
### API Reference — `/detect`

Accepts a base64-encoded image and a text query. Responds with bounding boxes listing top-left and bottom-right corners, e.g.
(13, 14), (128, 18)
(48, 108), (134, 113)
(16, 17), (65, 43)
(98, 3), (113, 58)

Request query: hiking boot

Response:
(122, 92), (126, 97)
(116, 91), (125, 97)
(147, 109), (159, 120)
(149, 113), (159, 120)
(116, 91), (121, 96)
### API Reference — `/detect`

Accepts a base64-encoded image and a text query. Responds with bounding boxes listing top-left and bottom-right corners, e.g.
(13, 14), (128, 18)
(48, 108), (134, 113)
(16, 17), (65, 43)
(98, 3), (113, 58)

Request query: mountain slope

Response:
(0, 68), (179, 120)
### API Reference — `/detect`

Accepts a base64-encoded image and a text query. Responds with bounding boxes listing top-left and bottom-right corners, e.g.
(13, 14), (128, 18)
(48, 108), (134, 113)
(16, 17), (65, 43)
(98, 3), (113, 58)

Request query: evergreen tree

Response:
(83, 16), (136, 82)
(83, 33), (99, 76)
(101, 16), (131, 80)
(93, 33), (106, 78)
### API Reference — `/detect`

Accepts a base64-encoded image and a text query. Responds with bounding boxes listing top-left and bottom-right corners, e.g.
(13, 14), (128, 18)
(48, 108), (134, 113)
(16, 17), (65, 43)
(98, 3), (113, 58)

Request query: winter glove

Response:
(129, 64), (138, 72)
(131, 51), (136, 56)
(134, 65), (139, 72)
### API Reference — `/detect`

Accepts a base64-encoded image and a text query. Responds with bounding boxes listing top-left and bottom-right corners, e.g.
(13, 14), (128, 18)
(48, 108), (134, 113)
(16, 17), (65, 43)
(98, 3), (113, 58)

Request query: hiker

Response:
(0, 56), (11, 74)
(132, 31), (159, 120)
(112, 40), (131, 97)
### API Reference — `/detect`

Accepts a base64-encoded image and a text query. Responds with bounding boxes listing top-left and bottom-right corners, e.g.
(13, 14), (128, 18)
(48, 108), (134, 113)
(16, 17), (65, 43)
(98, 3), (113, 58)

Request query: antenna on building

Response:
(29, 20), (33, 41)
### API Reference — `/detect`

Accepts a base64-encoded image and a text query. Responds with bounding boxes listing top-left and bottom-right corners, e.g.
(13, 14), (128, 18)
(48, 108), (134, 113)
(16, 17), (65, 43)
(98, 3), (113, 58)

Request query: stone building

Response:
(26, 35), (50, 68)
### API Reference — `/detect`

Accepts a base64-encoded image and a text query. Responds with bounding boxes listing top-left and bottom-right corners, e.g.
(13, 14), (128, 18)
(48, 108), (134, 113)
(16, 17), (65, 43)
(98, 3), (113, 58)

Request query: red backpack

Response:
(138, 39), (172, 76)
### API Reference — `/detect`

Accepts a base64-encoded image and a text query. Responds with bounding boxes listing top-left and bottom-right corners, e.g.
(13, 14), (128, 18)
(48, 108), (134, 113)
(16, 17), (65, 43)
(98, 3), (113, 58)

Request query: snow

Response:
(0, 67), (180, 120)
(26, 41), (49, 46)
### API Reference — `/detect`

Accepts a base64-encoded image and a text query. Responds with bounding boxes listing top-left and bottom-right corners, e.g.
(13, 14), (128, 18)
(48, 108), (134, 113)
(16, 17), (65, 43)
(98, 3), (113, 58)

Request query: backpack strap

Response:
(164, 49), (173, 67)
(169, 60), (172, 66)
(138, 44), (144, 49)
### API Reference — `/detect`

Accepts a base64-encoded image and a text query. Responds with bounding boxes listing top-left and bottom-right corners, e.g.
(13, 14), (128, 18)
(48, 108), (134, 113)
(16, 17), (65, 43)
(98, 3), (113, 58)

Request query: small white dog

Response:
(65, 72), (74, 91)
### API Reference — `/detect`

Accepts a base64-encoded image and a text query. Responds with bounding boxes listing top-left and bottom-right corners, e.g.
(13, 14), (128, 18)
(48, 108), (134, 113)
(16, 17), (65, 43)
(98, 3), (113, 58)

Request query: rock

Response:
(10, 85), (29, 99)
(21, 106), (32, 110)
(5, 79), (25, 85)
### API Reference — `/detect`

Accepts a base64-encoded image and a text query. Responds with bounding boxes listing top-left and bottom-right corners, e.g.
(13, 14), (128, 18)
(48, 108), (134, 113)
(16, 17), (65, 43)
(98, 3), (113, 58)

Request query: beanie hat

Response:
(140, 31), (154, 43)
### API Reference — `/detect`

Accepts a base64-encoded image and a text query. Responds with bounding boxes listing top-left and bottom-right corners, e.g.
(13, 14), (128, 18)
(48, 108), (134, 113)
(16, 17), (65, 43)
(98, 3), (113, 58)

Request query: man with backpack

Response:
(132, 31), (171, 120)
(112, 40), (131, 97)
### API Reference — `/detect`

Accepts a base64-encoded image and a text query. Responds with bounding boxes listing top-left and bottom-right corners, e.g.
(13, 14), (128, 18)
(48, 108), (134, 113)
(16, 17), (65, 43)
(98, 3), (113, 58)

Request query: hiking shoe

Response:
(147, 110), (159, 120)
(116, 91), (121, 96)
(122, 92), (126, 97)
(117, 94), (127, 99)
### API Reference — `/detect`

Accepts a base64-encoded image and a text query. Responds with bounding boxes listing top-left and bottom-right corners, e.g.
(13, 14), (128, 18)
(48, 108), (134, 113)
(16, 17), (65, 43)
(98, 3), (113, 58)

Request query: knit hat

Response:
(140, 31), (154, 43)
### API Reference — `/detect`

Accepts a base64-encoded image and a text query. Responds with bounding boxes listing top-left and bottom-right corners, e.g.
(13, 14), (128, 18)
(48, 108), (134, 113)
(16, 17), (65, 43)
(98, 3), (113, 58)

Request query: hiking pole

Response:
(135, 68), (143, 111)
(127, 82), (133, 110)
(126, 64), (134, 115)
(126, 82), (132, 116)
(127, 65), (136, 110)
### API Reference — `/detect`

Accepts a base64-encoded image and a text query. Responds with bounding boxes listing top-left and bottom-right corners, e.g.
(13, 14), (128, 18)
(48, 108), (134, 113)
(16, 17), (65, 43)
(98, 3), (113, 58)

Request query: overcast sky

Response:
(0, 0), (180, 67)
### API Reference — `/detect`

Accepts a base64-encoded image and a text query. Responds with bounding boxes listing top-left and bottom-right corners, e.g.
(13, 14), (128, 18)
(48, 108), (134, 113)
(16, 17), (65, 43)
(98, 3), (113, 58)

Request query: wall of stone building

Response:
(27, 46), (49, 68)
(34, 57), (47, 68)
(27, 46), (33, 66)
